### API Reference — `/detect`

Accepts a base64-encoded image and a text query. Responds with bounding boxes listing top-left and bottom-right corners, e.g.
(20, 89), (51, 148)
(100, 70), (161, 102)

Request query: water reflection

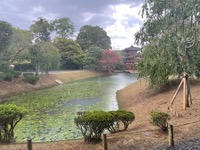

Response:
(86, 73), (138, 110)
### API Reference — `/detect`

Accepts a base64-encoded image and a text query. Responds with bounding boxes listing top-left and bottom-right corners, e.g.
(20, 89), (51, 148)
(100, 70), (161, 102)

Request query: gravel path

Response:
(155, 138), (200, 150)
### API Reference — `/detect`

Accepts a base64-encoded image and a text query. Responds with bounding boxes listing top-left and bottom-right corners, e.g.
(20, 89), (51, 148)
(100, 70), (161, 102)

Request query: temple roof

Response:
(124, 45), (140, 51)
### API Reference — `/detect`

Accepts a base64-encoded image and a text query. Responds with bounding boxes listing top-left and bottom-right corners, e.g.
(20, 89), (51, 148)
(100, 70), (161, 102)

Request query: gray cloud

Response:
(0, 0), (144, 49)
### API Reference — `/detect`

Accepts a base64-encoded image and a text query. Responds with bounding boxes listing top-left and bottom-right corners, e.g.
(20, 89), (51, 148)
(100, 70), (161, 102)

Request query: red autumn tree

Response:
(99, 49), (121, 73)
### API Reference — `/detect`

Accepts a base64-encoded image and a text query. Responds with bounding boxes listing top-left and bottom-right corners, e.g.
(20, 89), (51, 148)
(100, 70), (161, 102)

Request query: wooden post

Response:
(183, 74), (187, 110)
(186, 78), (192, 105)
(168, 124), (174, 147)
(102, 134), (107, 150)
(27, 137), (32, 150)
(186, 81), (190, 107)
(185, 75), (190, 107)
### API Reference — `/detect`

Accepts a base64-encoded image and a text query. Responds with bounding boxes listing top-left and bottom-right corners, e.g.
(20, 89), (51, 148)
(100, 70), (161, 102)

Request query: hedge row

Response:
(0, 70), (22, 81)
(24, 75), (39, 84)
(74, 110), (135, 143)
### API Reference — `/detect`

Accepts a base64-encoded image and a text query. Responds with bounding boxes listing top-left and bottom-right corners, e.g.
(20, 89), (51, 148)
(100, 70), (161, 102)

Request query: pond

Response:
(3, 73), (137, 142)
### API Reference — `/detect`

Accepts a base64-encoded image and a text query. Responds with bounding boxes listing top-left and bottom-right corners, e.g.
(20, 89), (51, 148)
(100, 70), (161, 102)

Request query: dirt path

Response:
(1, 78), (200, 149)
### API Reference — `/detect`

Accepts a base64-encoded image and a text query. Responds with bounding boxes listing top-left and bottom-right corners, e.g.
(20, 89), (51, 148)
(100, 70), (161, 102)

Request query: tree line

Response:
(0, 17), (123, 75)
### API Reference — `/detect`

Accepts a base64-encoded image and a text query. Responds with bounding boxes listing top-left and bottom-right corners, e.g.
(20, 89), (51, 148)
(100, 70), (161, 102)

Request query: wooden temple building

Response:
(123, 45), (141, 70)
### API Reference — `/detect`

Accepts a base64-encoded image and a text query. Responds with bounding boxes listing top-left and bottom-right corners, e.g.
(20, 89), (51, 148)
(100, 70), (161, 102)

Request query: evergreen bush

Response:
(109, 110), (135, 132)
(0, 71), (22, 81)
(74, 110), (135, 143)
(4, 72), (14, 81)
(11, 70), (22, 78)
(25, 75), (39, 84)
(74, 111), (114, 143)
(0, 104), (27, 143)
(0, 73), (6, 81)
(0, 61), (10, 72)
(23, 72), (35, 77)
(150, 110), (170, 131)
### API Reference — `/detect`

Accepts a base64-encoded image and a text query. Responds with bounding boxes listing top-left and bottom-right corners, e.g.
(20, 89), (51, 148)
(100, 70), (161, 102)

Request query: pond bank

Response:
(0, 70), (102, 99)
(2, 72), (137, 143)
(117, 79), (200, 149)
(1, 78), (200, 149)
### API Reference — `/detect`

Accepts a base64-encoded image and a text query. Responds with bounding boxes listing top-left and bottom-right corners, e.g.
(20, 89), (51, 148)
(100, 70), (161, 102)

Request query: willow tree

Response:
(135, 0), (200, 87)
(29, 42), (60, 75)
(135, 0), (200, 110)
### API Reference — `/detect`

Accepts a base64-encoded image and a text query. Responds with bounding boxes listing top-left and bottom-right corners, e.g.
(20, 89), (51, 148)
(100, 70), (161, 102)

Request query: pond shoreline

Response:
(2, 75), (200, 149)
(2, 72), (137, 143)
(0, 70), (102, 100)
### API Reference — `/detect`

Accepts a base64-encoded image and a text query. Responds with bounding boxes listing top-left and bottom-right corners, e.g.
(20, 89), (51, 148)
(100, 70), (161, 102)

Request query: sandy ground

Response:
(0, 77), (200, 149)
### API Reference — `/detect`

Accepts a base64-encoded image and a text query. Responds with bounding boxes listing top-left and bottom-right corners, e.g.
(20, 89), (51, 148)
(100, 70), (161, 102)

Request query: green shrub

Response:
(23, 72), (35, 77)
(25, 75), (39, 84)
(109, 110), (135, 132)
(4, 72), (14, 81)
(150, 110), (170, 131)
(11, 70), (22, 78)
(74, 110), (135, 143)
(0, 104), (27, 143)
(0, 73), (6, 81)
(0, 61), (10, 72)
(0, 71), (22, 81)
(74, 111), (114, 143)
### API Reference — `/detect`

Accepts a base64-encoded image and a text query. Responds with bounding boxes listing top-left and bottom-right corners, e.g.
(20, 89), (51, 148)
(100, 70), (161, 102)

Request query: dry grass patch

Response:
(50, 71), (101, 83)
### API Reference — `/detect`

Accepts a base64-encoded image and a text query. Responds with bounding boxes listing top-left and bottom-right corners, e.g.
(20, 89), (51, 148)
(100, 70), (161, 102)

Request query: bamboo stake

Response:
(170, 79), (183, 104)
(186, 77), (190, 107)
(186, 78), (192, 105)
(183, 75), (186, 110)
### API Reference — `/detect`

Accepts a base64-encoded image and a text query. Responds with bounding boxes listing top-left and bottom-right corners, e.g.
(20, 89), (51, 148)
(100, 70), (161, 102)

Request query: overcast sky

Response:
(0, 0), (144, 50)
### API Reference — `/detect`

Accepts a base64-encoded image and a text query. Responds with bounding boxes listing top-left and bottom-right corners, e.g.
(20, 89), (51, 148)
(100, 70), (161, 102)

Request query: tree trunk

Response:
(35, 61), (39, 75)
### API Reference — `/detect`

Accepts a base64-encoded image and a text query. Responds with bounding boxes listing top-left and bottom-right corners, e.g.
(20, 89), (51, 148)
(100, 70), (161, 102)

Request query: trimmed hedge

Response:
(109, 110), (135, 132)
(75, 111), (114, 143)
(12, 70), (22, 78)
(4, 72), (14, 81)
(25, 75), (39, 84)
(74, 110), (135, 143)
(150, 110), (170, 131)
(0, 73), (6, 81)
(23, 72), (34, 77)
(0, 70), (22, 81)
(0, 104), (27, 143)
